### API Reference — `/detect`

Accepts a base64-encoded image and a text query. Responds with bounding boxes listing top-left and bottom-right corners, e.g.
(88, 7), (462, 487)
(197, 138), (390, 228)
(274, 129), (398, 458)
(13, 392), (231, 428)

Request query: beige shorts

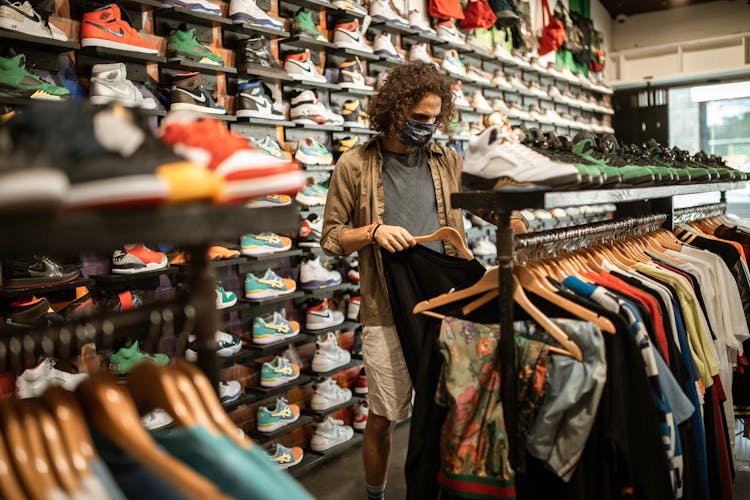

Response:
(362, 325), (413, 422)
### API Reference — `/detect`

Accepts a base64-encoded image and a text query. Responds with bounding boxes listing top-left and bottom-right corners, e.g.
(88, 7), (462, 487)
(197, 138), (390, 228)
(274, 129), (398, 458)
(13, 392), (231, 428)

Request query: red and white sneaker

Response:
(352, 367), (367, 395)
(160, 114), (305, 203)
(81, 4), (159, 54)
(347, 295), (360, 321)
(112, 244), (168, 274)
(353, 399), (368, 430)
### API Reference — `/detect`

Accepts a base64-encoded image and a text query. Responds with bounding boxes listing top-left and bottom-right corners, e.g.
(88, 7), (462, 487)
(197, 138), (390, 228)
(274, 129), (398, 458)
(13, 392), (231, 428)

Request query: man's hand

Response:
(374, 225), (417, 253)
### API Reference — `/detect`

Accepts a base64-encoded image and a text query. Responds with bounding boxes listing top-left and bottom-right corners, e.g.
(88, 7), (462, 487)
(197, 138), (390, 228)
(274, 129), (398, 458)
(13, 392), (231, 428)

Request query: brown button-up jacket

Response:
(321, 137), (466, 326)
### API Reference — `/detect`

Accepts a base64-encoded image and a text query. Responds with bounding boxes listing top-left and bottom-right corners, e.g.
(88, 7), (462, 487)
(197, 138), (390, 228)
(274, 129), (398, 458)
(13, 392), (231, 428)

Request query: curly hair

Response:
(367, 61), (456, 135)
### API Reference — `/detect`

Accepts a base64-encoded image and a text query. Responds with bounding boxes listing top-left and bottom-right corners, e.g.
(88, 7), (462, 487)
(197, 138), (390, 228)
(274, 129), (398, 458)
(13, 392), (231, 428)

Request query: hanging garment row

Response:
(0, 359), (312, 500)
(381, 210), (750, 500)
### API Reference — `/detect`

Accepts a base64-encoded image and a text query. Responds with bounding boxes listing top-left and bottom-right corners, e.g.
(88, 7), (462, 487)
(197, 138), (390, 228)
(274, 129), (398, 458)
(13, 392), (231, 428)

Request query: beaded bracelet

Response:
(365, 222), (378, 242)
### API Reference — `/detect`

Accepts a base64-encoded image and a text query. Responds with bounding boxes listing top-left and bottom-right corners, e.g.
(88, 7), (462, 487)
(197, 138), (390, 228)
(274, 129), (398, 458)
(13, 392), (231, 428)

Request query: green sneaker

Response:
(167, 24), (225, 66)
(109, 341), (169, 375)
(292, 8), (325, 41)
(572, 138), (653, 186)
(468, 28), (493, 53)
(0, 54), (70, 101)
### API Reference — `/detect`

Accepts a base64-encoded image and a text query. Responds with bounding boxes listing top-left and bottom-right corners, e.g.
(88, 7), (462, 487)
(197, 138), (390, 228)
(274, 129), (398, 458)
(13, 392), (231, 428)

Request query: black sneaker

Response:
(236, 80), (284, 120)
(5, 297), (65, 327)
(2, 256), (80, 289)
(237, 35), (284, 73)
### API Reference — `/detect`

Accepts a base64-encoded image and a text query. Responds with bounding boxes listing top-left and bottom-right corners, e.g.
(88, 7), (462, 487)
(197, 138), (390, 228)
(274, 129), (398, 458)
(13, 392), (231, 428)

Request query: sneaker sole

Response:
(230, 12), (284, 30)
(310, 397), (351, 411)
(257, 413), (300, 432)
(295, 150), (333, 166)
(241, 244), (291, 256)
(252, 331), (299, 345)
(3, 272), (80, 289)
(311, 356), (350, 372)
(354, 387), (368, 395)
(245, 287), (296, 300)
(170, 102), (226, 114)
(220, 171), (306, 203)
(81, 38), (159, 55)
(301, 278), (342, 289)
(89, 94), (158, 110)
(0, 168), (68, 212)
(337, 82), (374, 90)
(236, 109), (285, 119)
(260, 373), (300, 387)
(288, 73), (329, 84)
(310, 434), (351, 451)
(276, 454), (303, 470)
(167, 55), (223, 66)
(67, 174), (169, 209)
(295, 192), (326, 206)
(165, 0), (221, 15)
(306, 318), (345, 330)
(112, 260), (168, 274)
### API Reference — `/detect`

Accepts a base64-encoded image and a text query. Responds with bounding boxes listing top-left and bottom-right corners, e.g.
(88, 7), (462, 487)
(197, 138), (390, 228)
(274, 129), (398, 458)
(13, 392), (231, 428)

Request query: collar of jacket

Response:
(363, 134), (446, 157)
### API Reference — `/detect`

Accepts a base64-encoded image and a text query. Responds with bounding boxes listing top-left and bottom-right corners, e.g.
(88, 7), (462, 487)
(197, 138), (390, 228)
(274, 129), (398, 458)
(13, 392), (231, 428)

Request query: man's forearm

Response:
(340, 225), (375, 254)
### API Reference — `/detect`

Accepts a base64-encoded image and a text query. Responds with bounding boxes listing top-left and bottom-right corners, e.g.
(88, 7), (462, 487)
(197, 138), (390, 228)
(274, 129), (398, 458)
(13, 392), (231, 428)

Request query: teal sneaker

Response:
(257, 397), (300, 433)
(253, 311), (300, 345)
(215, 283), (237, 310)
(267, 443), (304, 470)
(245, 269), (296, 300)
(246, 194), (293, 207)
(109, 341), (169, 375)
(292, 8), (326, 41)
(260, 355), (300, 387)
(249, 137), (290, 160)
(241, 232), (292, 257)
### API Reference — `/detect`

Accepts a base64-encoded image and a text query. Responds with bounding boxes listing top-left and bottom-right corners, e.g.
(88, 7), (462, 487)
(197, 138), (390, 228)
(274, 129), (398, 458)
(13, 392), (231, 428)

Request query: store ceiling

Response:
(599, 0), (717, 16)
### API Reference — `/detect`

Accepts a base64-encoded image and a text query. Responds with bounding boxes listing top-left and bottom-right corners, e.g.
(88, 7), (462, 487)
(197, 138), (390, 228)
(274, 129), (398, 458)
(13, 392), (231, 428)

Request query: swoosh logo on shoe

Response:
(336, 29), (360, 42)
(240, 92), (270, 107)
(85, 21), (125, 37)
(174, 87), (206, 102)
(5, 1), (40, 22)
(309, 311), (332, 319)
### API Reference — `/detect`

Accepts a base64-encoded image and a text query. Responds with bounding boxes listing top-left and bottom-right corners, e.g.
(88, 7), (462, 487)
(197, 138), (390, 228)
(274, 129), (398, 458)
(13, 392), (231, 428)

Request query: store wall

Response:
(590, 0), (614, 80)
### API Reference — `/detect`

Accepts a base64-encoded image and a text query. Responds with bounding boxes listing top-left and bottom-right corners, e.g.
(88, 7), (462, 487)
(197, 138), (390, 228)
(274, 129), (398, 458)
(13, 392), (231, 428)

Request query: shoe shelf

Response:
(80, 46), (167, 64)
(0, 276), (93, 298)
(0, 96), (65, 107)
(0, 29), (80, 51)
(282, 35), (336, 51)
(235, 116), (296, 127)
(198, 112), (237, 121)
(246, 332), (316, 356)
(0, 204), (298, 259)
(218, 301), (246, 320)
(292, 123), (344, 132)
(303, 319), (359, 335)
(222, 391), (255, 412)
(455, 104), (476, 114)
(302, 395), (363, 418)
(247, 414), (315, 444)
(324, 4), (366, 19)
(333, 86), (375, 97)
(246, 374), (313, 398)
(287, 450), (325, 478)
(327, 46), (379, 61)
(368, 20), (417, 36)
(219, 348), (257, 368)
(470, 48), (497, 61)
(224, 22), (289, 39)
(402, 31), (444, 46)
(154, 6), (233, 25)
(241, 290), (308, 306)
(302, 358), (362, 378)
(90, 267), (179, 291)
(308, 431), (363, 457)
(284, 79), (341, 92)
(342, 126), (377, 135)
(238, 65), (294, 82)
(451, 181), (750, 212)
(374, 55), (405, 68)
(280, 0), (332, 10)
(173, 256), (248, 270)
(162, 58), (238, 74)
(299, 282), (358, 299)
(243, 249), (305, 262)
(118, 0), (166, 8)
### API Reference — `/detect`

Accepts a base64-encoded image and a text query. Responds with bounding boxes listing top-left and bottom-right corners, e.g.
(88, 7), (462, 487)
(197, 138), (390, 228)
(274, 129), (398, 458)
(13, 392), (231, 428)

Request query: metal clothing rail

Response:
(673, 203), (727, 224)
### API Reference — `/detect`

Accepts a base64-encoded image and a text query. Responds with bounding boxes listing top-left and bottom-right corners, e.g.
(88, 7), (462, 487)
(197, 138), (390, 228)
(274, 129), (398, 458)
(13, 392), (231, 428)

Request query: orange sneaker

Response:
(81, 4), (159, 55)
(209, 245), (241, 260)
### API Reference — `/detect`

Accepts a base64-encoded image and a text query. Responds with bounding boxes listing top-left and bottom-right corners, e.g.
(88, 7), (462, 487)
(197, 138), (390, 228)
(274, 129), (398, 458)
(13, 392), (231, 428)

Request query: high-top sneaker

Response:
(310, 378), (352, 411)
(299, 213), (323, 247)
(292, 8), (325, 41)
(89, 62), (157, 109)
(336, 59), (371, 90)
(80, 4), (158, 54)
(285, 49), (327, 83)
(236, 80), (284, 119)
(436, 19), (464, 46)
(408, 43), (436, 66)
(169, 72), (225, 114)
(352, 400), (368, 430)
(290, 90), (344, 125)
(0, 53), (70, 101)
(347, 295), (360, 320)
(373, 33), (403, 60)
(310, 417), (354, 451)
(311, 331), (351, 372)
(342, 99), (369, 128)
(369, 0), (408, 26)
(167, 24), (224, 66)
(332, 19), (372, 53)
(229, 0), (284, 30)
(306, 299), (345, 330)
(162, 0), (221, 15)
(0, 0), (67, 40)
(237, 35), (283, 72)
(408, 9), (436, 35)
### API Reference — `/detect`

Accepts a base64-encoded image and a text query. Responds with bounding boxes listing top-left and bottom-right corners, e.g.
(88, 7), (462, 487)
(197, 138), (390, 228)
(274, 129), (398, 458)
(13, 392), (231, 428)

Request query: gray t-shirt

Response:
(381, 148), (443, 253)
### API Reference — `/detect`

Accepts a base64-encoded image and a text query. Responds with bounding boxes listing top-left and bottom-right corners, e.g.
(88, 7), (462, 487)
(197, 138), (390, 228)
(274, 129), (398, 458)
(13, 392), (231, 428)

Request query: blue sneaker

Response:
(267, 443), (304, 470)
(260, 355), (301, 387)
(294, 137), (333, 166)
(245, 269), (297, 300)
(250, 137), (290, 160)
(253, 311), (301, 345)
(295, 185), (327, 207)
(241, 232), (292, 257)
(257, 397), (300, 433)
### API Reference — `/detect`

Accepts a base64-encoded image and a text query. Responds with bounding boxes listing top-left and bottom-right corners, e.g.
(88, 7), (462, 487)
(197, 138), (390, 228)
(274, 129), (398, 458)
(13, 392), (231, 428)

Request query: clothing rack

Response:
(673, 202), (727, 224)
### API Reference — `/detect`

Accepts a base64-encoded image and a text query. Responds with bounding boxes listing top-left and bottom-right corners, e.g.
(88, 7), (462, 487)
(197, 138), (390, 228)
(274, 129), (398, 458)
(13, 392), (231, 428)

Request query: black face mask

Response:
(397, 119), (436, 148)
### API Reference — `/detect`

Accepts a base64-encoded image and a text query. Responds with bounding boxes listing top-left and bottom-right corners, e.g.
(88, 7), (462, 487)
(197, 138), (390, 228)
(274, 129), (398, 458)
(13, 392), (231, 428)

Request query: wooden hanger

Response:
(76, 373), (229, 500)
(41, 387), (96, 477)
(413, 266), (499, 317)
(414, 227), (474, 260)
(8, 398), (59, 499)
(0, 400), (28, 500)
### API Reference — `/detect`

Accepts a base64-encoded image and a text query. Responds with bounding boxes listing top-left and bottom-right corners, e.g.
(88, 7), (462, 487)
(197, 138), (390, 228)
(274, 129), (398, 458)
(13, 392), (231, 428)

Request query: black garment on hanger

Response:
(380, 244), (486, 500)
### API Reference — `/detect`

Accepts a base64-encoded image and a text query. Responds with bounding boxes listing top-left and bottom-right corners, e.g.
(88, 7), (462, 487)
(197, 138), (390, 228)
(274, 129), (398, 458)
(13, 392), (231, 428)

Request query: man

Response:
(321, 62), (522, 499)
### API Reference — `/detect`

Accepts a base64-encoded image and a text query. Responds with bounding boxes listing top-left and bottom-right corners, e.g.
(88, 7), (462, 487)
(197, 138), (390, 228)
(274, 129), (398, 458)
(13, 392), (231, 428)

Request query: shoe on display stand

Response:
(311, 331), (351, 372)
(334, 136), (359, 159)
(306, 299), (345, 330)
(238, 36), (284, 72)
(247, 194), (293, 207)
(81, 4), (158, 54)
(250, 137), (290, 159)
(333, 19), (372, 53)
(441, 50), (466, 77)
(241, 231), (293, 256)
(295, 184), (327, 206)
(373, 33), (403, 60)
(229, 0), (285, 30)
(0, 0), (68, 40)
(311, 377), (352, 411)
(236, 81), (285, 119)
(0, 54), (70, 101)
(333, 0), (367, 15)
(353, 400), (368, 430)
(89, 63), (157, 109)
(347, 295), (360, 320)
(342, 99), (369, 128)
(268, 443), (304, 470)
(311, 417), (354, 451)
(352, 367), (367, 395)
(253, 311), (300, 345)
(245, 268), (297, 299)
(408, 9), (436, 35)
(301, 257), (342, 289)
(141, 409), (174, 430)
(216, 283), (237, 309)
(109, 341), (170, 375)
(185, 330), (243, 361)
(292, 8), (326, 41)
(295, 137), (333, 165)
(219, 380), (242, 404)
(257, 397), (300, 432)
(299, 213), (323, 247)
(163, 0), (221, 14)
(285, 49), (327, 83)
(1, 256), (79, 289)
(169, 72), (226, 114)
(337, 59), (372, 90)
(112, 244), (168, 274)
(15, 358), (88, 398)
(408, 43), (435, 66)
(369, 0), (408, 26)
(260, 355), (301, 387)
(168, 24), (225, 66)
(436, 19), (464, 46)
(290, 90), (344, 125)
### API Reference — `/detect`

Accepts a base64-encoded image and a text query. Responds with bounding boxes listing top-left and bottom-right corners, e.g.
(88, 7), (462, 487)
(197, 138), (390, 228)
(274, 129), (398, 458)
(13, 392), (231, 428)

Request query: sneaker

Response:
(0, 0), (67, 40)
(408, 43), (435, 65)
(347, 266), (359, 282)
(311, 331), (351, 372)
(334, 135), (359, 159)
(209, 246), (241, 260)
(241, 231), (293, 256)
(310, 417), (354, 451)
(15, 358), (87, 398)
(89, 62), (156, 109)
(311, 377), (352, 411)
(141, 409), (174, 430)
(509, 75), (528, 93)
(441, 49), (465, 77)
(307, 299), (345, 330)
(216, 283), (237, 309)
(466, 28), (493, 52)
(352, 367), (367, 395)
(238, 37), (283, 75)
(167, 24), (224, 66)
(163, 0), (220, 14)
(299, 213), (323, 247)
(103, 290), (143, 312)
(342, 99), (369, 128)
(185, 330), (242, 361)
(268, 443), (304, 470)
(337, 59), (371, 90)
(333, 0), (368, 15)
(470, 90), (492, 114)
(332, 19), (372, 53)
(300, 257), (342, 289)
(285, 49), (327, 83)
(491, 98), (510, 115)
(466, 64), (491, 84)
(169, 72), (225, 114)
(257, 397), (300, 432)
(451, 82), (470, 108)
(252, 311), (300, 345)
(347, 295), (360, 320)
(292, 8), (325, 41)
(4, 296), (57, 326)
(247, 193), (292, 207)
(249, 136), (290, 159)
(236, 80), (284, 119)
(290, 90), (344, 125)
(112, 244), (168, 274)
(109, 341), (169, 375)
(369, 0), (408, 26)
(470, 235), (496, 256)
(491, 69), (513, 90)
(218, 380), (242, 404)
(229, 0), (284, 30)
(0, 54), (70, 101)
(295, 137), (333, 165)
(81, 4), (158, 54)
(373, 33), (403, 60)
(295, 184), (327, 206)
(245, 268), (296, 299)
(408, 9), (436, 35)
(260, 356), (301, 387)
(351, 325), (362, 356)
(436, 19), (464, 46)
(353, 400), (368, 430)
(463, 126), (582, 188)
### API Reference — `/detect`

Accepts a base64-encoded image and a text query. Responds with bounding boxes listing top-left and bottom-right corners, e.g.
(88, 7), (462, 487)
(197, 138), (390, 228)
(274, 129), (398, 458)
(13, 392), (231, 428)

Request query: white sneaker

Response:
(300, 256), (343, 289)
(471, 237), (496, 256)
(369, 0), (408, 26)
(311, 378), (352, 411)
(408, 9), (435, 35)
(506, 103), (529, 120)
(509, 76), (528, 93)
(373, 33), (402, 60)
(491, 98), (511, 115)
(218, 380), (242, 404)
(0, 1), (67, 40)
(347, 295), (360, 320)
(491, 70), (513, 90)
(307, 299), (345, 330)
(185, 330), (242, 361)
(89, 63), (157, 110)
(441, 49), (465, 77)
(290, 90), (344, 125)
(312, 332), (351, 372)
(353, 400), (369, 430)
(493, 43), (515, 63)
(409, 43), (435, 65)
(332, 19), (372, 53)
(311, 417), (354, 451)
(464, 125), (582, 187)
(285, 49), (327, 83)
(547, 85), (562, 100)
(435, 19), (464, 46)
(466, 65), (491, 84)
(527, 82), (547, 98)
(141, 409), (174, 430)
(470, 91), (492, 114)
(15, 358), (87, 398)
(451, 82), (471, 108)
(229, 0), (284, 30)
